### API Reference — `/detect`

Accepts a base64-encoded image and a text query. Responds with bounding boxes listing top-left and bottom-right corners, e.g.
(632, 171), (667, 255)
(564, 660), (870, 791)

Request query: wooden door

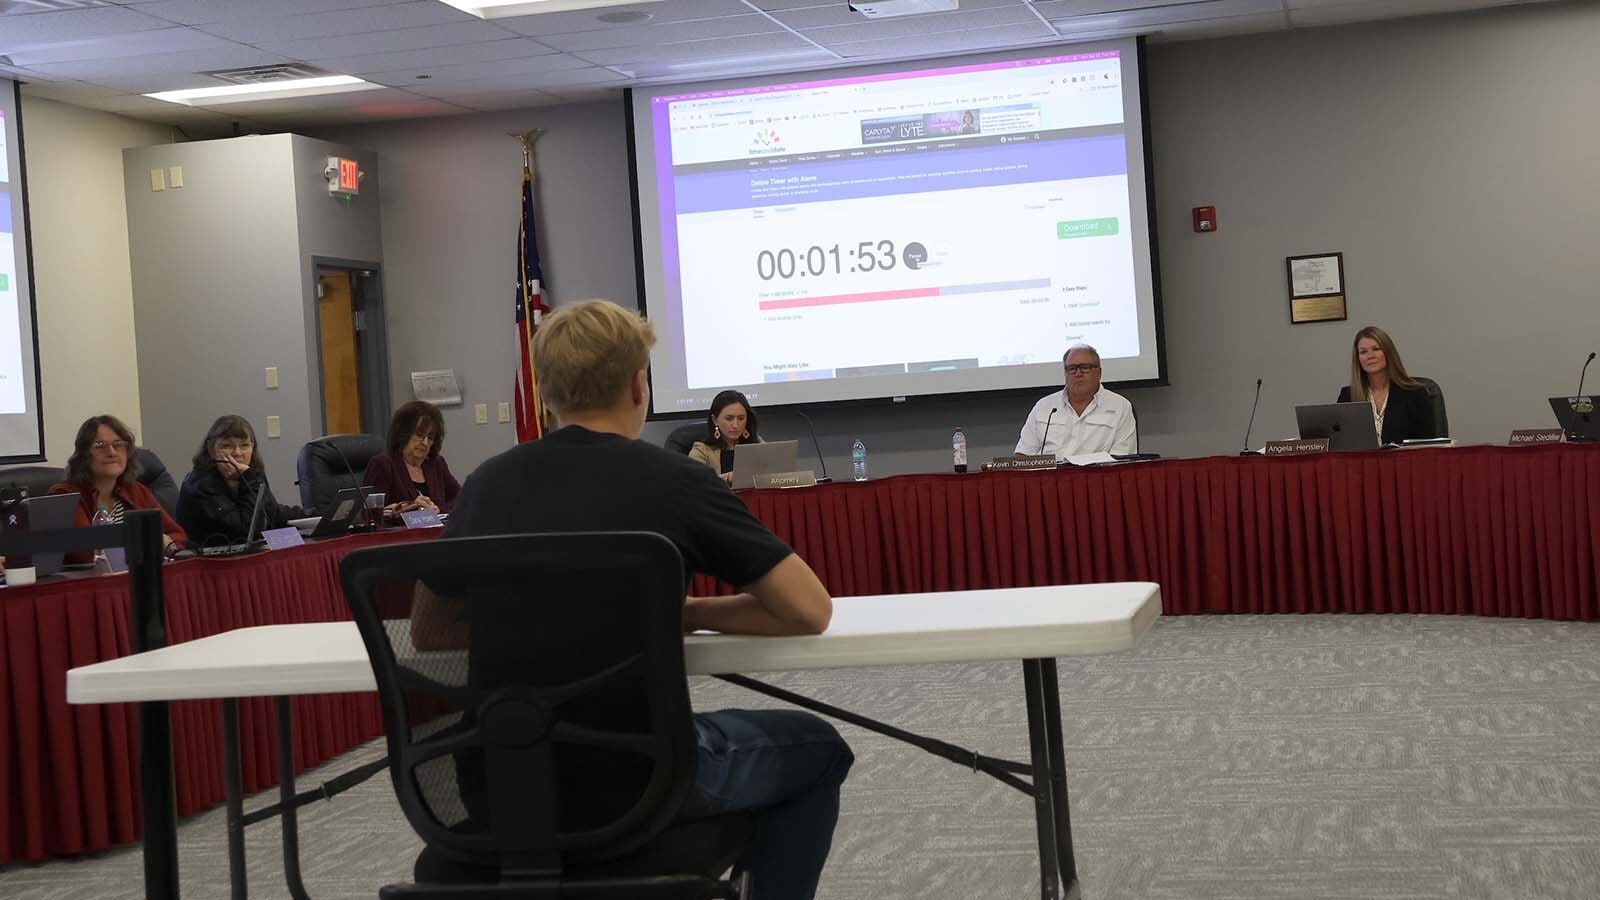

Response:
(317, 271), (363, 434)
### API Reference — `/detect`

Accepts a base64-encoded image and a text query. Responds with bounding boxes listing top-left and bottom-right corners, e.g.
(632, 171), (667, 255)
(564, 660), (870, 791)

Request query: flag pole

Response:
(510, 128), (548, 440)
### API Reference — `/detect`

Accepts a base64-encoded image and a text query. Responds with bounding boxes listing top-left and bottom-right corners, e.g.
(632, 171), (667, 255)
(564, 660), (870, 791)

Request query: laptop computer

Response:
(1550, 396), (1599, 442)
(199, 488), (268, 557)
(730, 440), (801, 490)
(1295, 401), (1381, 452)
(306, 486), (365, 539)
(22, 493), (81, 577)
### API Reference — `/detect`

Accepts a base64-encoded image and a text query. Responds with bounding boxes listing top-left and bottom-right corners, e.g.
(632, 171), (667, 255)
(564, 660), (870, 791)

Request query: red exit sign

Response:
(326, 156), (361, 196)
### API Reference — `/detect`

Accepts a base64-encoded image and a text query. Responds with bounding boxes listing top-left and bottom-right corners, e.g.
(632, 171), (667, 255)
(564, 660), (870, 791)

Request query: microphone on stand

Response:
(1036, 407), (1057, 456)
(1239, 378), (1264, 456)
(790, 410), (832, 483)
(1577, 352), (1595, 401)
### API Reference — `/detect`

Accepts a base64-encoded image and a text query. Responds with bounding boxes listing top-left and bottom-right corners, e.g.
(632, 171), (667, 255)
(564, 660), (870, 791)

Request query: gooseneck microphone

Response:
(790, 410), (832, 483)
(1578, 352), (1596, 400)
(1240, 378), (1264, 456)
(1037, 407), (1057, 456)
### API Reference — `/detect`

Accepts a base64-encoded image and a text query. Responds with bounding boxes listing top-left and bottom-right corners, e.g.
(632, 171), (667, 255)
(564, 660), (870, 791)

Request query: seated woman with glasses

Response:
(176, 414), (306, 546)
(687, 389), (763, 485)
(361, 400), (461, 514)
(49, 415), (188, 556)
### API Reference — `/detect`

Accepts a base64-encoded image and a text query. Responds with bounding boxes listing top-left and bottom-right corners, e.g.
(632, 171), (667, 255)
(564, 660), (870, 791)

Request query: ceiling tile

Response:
(407, 65), (626, 96)
(0, 6), (174, 51)
(5, 27), (239, 67)
(537, 15), (784, 52)
(1289, 0), (1512, 27)
(254, 20), (515, 60)
(1146, 10), (1287, 39)
(366, 53), (595, 87)
(26, 47), (296, 93)
(491, 0), (754, 36)
(194, 84), (420, 116)
(442, 90), (564, 111)
(826, 20), (1054, 57)
(801, 4), (1040, 43)
(130, 0), (418, 27)
(571, 31), (814, 66)
(198, 1), (475, 44)
(774, 0), (1018, 30)
(744, 0), (851, 10)
(1038, 0), (1282, 29)
(307, 38), (559, 75)
(17, 80), (131, 104)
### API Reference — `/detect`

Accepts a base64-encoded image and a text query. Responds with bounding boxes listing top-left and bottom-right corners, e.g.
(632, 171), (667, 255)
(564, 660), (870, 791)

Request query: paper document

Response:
(1063, 452), (1117, 466)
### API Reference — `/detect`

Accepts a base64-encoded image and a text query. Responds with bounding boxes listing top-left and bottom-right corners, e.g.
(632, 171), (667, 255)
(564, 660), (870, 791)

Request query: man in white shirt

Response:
(1014, 344), (1138, 458)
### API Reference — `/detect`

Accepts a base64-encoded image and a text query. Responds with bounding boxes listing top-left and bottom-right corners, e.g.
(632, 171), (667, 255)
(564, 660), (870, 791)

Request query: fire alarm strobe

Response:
(325, 156), (364, 197)
(1193, 205), (1217, 233)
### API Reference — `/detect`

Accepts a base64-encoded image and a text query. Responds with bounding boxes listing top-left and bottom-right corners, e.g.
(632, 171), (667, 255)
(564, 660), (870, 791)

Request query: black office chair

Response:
(339, 532), (753, 900)
(1414, 377), (1449, 438)
(662, 423), (704, 456)
(296, 433), (385, 514)
(134, 448), (179, 516)
(0, 464), (64, 499)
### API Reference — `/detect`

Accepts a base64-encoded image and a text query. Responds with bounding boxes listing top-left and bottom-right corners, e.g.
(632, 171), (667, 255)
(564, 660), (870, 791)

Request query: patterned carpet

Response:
(4, 613), (1600, 899)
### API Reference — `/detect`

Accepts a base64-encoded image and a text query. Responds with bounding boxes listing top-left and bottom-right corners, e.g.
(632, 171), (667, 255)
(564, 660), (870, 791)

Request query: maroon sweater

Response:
(360, 451), (460, 512)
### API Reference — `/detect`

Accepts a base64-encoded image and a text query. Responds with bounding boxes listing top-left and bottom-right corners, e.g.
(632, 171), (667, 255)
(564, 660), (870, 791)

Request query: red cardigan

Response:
(48, 480), (188, 545)
(360, 451), (460, 512)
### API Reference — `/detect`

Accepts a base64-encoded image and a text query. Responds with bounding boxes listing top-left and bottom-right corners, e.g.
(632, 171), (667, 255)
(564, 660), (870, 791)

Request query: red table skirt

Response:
(0, 530), (423, 865)
(692, 443), (1600, 619)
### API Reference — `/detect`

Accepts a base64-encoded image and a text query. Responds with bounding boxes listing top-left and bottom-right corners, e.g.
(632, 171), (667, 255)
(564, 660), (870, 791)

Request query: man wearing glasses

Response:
(1014, 343), (1137, 458)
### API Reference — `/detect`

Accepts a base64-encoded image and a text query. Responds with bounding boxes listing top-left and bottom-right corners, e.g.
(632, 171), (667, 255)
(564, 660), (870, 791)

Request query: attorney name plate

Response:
(752, 470), (818, 489)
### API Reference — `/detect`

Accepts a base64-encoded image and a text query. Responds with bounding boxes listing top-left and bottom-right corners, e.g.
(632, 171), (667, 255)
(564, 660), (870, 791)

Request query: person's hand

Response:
(215, 456), (248, 480)
(411, 495), (438, 512)
(720, 471), (735, 485)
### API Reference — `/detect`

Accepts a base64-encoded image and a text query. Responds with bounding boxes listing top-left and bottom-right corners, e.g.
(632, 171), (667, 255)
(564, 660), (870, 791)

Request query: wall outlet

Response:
(265, 366), (278, 389)
(474, 403), (489, 424)
(149, 169), (165, 192)
(167, 166), (184, 189)
(265, 416), (281, 438)
(497, 401), (511, 423)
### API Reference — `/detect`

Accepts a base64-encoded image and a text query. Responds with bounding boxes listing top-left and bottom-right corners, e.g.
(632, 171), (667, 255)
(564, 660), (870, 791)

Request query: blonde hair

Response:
(533, 300), (656, 415)
(1348, 325), (1420, 400)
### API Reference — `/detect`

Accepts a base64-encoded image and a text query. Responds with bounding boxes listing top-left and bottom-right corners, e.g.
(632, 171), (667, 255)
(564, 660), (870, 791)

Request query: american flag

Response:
(513, 153), (550, 442)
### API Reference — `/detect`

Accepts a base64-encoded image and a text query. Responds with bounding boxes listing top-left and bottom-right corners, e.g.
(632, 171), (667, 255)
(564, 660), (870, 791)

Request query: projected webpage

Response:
(644, 51), (1146, 410)
(0, 112), (21, 415)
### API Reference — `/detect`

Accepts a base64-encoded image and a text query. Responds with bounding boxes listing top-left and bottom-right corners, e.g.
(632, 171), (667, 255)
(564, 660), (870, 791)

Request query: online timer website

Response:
(630, 41), (1162, 413)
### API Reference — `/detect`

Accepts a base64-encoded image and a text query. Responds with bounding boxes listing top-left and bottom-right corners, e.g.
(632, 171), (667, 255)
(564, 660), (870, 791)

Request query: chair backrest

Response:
(1414, 377), (1449, 438)
(0, 464), (64, 499)
(134, 448), (179, 515)
(340, 532), (697, 878)
(662, 423), (703, 456)
(297, 433), (385, 513)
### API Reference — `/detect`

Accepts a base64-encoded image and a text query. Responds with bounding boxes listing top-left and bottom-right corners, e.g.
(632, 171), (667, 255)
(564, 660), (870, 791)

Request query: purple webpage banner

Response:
(672, 134), (1127, 215)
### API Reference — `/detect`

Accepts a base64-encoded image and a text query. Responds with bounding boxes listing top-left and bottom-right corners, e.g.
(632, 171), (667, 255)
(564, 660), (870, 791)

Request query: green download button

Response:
(0, 274), (8, 291)
(1057, 218), (1119, 239)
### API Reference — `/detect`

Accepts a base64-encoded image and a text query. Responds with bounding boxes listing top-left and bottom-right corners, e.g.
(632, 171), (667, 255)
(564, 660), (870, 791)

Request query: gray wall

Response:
(318, 0), (1600, 480)
(125, 134), (384, 503)
(314, 102), (636, 471)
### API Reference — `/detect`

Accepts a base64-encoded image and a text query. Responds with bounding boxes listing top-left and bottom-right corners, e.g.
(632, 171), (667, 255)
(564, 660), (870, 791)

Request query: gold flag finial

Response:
(509, 128), (543, 161)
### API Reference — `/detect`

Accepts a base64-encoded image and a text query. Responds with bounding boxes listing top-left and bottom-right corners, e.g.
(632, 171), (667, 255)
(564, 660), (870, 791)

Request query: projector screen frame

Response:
(626, 36), (1168, 422)
(1, 80), (45, 462)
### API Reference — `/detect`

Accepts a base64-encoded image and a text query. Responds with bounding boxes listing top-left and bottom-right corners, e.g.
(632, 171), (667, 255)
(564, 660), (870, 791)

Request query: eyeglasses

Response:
(406, 432), (436, 444)
(215, 442), (254, 454)
(1065, 364), (1101, 375)
(91, 440), (130, 453)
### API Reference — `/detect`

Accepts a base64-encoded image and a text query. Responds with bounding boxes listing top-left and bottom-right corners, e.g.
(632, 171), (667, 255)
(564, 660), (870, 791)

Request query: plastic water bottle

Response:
(851, 437), (868, 482)
(91, 508), (114, 567)
(953, 427), (968, 473)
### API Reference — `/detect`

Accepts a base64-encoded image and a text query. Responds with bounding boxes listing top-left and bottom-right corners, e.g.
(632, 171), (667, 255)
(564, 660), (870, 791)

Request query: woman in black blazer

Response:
(1336, 325), (1442, 445)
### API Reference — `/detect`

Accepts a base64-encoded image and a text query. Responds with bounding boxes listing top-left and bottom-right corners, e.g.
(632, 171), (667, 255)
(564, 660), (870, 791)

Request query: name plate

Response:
(402, 508), (444, 528)
(1509, 428), (1563, 446)
(1264, 438), (1330, 456)
(986, 455), (1059, 471)
(752, 470), (818, 489)
(262, 526), (305, 550)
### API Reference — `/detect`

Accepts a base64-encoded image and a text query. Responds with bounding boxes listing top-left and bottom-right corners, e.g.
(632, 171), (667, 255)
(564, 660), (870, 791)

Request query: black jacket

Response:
(176, 466), (305, 546)
(1337, 382), (1441, 444)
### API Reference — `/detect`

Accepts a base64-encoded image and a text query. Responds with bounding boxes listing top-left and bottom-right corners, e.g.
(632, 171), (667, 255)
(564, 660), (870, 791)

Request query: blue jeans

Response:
(680, 709), (854, 900)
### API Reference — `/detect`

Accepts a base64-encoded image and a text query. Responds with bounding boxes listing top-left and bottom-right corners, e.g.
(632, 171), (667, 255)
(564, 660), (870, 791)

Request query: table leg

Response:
(275, 696), (312, 900)
(1040, 659), (1080, 896)
(222, 698), (248, 899)
(1022, 660), (1062, 900)
(140, 698), (180, 900)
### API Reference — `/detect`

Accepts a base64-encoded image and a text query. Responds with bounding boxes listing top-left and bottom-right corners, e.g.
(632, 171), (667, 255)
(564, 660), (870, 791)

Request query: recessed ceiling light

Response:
(437, 0), (663, 19)
(144, 75), (380, 107)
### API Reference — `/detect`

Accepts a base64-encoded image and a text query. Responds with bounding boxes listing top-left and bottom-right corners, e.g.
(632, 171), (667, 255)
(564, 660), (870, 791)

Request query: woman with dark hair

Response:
(362, 400), (461, 514)
(49, 415), (187, 554)
(175, 415), (305, 545)
(687, 390), (762, 485)
(1336, 325), (1443, 444)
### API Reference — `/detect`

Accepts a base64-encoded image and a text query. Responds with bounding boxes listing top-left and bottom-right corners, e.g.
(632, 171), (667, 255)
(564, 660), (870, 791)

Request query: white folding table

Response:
(69, 582), (1161, 900)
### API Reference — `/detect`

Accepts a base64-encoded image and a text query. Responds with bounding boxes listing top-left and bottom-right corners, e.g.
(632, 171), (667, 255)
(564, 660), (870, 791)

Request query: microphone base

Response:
(814, 476), (833, 484)
(1238, 450), (1263, 456)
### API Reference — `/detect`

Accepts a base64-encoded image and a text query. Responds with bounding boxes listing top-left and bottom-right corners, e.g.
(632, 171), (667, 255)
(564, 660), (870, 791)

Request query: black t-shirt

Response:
(443, 424), (792, 588)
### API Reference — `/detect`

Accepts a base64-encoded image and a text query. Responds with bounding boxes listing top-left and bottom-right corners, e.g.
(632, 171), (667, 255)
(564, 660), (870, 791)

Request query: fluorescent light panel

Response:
(145, 75), (379, 107)
(438, 0), (663, 19)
